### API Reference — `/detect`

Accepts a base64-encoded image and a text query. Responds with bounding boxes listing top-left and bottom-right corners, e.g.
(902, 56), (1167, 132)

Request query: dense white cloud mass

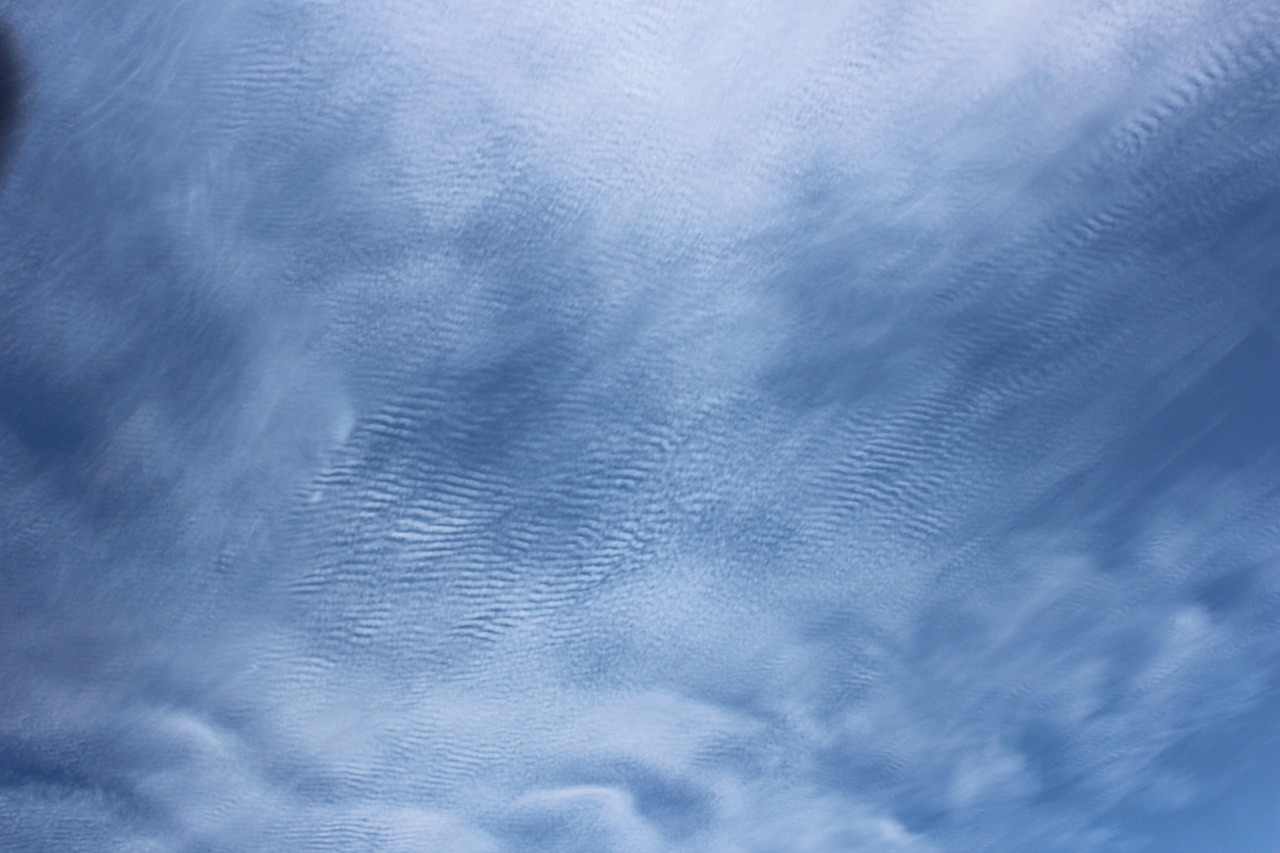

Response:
(1, 0), (1277, 850)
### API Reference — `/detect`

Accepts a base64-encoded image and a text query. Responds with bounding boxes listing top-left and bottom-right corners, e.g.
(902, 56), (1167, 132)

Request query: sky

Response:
(0, 1), (1277, 851)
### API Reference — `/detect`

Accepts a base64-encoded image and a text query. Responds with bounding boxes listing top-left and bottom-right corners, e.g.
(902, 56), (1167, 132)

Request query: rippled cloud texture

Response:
(2, 1), (1278, 850)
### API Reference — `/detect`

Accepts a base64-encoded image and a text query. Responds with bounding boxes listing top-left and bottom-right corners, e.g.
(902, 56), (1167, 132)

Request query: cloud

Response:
(1, 0), (1277, 850)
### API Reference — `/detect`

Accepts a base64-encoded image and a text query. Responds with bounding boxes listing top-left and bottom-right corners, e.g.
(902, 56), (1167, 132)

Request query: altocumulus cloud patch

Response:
(0, 1), (1278, 851)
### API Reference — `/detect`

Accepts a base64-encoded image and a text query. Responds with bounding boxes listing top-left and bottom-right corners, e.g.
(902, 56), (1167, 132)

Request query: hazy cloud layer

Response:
(1, 1), (1277, 850)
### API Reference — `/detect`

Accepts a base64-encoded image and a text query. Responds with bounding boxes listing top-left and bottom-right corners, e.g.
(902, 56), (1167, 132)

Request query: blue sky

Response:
(1, 1), (1277, 850)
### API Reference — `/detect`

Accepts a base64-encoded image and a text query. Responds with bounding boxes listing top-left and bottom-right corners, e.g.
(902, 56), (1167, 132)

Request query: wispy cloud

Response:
(1, 0), (1277, 850)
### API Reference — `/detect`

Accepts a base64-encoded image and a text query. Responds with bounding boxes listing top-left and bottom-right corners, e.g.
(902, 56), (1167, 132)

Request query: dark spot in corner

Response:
(0, 19), (27, 182)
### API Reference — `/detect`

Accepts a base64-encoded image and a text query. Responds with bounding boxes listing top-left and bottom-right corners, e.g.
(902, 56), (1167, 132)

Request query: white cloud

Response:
(1, 0), (1276, 850)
